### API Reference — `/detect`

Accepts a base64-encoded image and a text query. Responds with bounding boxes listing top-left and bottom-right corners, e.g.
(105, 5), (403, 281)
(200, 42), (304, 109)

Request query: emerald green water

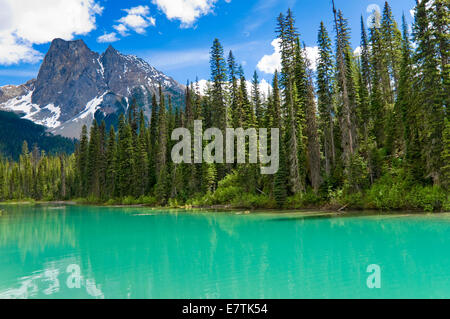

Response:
(0, 204), (449, 299)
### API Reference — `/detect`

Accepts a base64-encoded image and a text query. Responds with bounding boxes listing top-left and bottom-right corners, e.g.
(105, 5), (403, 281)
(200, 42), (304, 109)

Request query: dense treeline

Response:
(0, 111), (75, 160)
(0, 1), (448, 211)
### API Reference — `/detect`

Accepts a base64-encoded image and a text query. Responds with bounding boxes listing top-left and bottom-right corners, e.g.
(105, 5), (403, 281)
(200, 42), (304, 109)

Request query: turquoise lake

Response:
(0, 204), (449, 299)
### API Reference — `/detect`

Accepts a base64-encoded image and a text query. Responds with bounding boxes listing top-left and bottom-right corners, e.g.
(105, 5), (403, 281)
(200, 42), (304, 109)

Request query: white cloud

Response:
(257, 39), (281, 74)
(196, 79), (211, 95)
(245, 78), (272, 97)
(113, 5), (156, 36)
(304, 46), (319, 72)
(113, 24), (129, 37)
(367, 4), (381, 28)
(258, 79), (272, 95)
(0, 34), (43, 65)
(97, 32), (120, 43)
(257, 39), (319, 74)
(152, 0), (218, 27)
(0, 0), (103, 65)
(354, 46), (362, 57)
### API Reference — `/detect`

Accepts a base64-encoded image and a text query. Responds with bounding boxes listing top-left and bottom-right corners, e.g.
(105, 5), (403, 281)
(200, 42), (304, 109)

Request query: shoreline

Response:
(0, 200), (447, 215)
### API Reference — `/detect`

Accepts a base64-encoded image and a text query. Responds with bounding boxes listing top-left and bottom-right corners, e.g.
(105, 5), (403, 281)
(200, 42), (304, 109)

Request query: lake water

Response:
(0, 204), (449, 299)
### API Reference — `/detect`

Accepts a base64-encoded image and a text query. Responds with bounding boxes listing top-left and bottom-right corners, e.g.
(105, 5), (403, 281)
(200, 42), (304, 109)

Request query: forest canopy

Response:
(0, 111), (75, 160)
(0, 0), (448, 212)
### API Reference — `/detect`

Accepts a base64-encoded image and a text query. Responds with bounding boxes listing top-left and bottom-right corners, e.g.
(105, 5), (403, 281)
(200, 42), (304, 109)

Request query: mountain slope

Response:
(0, 39), (185, 138)
(0, 111), (75, 160)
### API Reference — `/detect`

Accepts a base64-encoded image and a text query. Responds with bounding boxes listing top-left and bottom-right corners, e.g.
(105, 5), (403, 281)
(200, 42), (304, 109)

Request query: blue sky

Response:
(0, 0), (416, 87)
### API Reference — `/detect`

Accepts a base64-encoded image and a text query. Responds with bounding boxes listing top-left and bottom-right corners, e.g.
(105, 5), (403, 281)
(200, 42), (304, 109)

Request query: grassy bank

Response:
(32, 182), (448, 213)
(2, 173), (448, 212)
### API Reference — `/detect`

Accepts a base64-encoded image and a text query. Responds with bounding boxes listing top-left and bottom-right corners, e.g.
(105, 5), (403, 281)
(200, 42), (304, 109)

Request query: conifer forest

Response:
(0, 1), (448, 212)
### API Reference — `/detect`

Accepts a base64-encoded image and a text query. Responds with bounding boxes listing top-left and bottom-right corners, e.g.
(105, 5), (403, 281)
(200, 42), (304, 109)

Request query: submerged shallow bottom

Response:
(0, 205), (449, 299)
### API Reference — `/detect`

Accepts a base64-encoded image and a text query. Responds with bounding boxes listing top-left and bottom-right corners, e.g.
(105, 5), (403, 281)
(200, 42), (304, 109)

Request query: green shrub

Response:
(286, 190), (324, 209)
(105, 198), (118, 206)
(366, 182), (407, 210)
(140, 196), (158, 206)
(231, 193), (275, 209)
(405, 185), (447, 212)
(121, 196), (138, 205)
(211, 185), (243, 204)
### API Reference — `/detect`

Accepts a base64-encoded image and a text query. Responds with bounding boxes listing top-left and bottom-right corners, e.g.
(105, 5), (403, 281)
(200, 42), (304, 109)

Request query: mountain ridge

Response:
(0, 38), (185, 139)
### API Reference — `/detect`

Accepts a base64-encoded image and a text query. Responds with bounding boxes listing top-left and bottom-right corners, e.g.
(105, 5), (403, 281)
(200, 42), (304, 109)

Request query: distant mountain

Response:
(0, 111), (75, 160)
(0, 38), (185, 138)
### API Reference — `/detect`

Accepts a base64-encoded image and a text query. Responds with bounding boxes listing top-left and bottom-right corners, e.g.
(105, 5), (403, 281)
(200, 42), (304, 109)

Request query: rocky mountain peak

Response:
(31, 39), (106, 123)
(103, 44), (119, 56)
(0, 38), (185, 139)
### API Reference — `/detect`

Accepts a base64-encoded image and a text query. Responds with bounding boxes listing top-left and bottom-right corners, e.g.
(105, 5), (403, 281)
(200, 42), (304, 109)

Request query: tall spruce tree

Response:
(117, 114), (135, 197)
(317, 22), (336, 176)
(252, 71), (263, 127)
(380, 1), (403, 92)
(77, 125), (89, 197)
(277, 9), (304, 193)
(413, 0), (446, 184)
(332, 2), (358, 170)
(105, 126), (117, 198)
(87, 120), (100, 197)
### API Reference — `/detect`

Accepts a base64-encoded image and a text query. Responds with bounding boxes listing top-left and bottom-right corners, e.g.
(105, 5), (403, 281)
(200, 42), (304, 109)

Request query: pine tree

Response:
(286, 83), (305, 193)
(202, 163), (217, 194)
(135, 110), (149, 196)
(277, 9), (304, 193)
(317, 22), (336, 176)
(442, 118), (450, 189)
(370, 7), (393, 106)
(128, 98), (139, 137)
(77, 125), (89, 197)
(304, 55), (322, 192)
(251, 71), (263, 127)
(60, 154), (66, 199)
(105, 126), (117, 198)
(210, 39), (228, 131)
(431, 0), (449, 120)
(98, 121), (107, 198)
(271, 71), (282, 129)
(260, 72), (283, 194)
(87, 120), (100, 197)
(155, 166), (169, 204)
(332, 2), (358, 170)
(156, 88), (168, 178)
(117, 115), (135, 197)
(413, 0), (446, 184)
(273, 142), (288, 208)
(209, 39), (228, 180)
(381, 1), (403, 91)
(369, 22), (387, 147)
(228, 51), (239, 128)
(148, 94), (159, 189)
(238, 67), (255, 128)
(398, 14), (420, 179)
(19, 141), (32, 197)
(0, 160), (6, 200)
(360, 16), (372, 93)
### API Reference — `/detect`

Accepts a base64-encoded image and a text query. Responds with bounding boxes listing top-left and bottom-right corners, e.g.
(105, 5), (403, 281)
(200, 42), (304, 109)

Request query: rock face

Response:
(0, 80), (35, 104)
(0, 38), (185, 138)
(32, 39), (107, 123)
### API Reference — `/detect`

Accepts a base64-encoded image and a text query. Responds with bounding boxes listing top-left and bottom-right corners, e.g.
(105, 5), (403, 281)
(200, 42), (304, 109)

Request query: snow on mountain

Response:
(0, 39), (185, 139)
